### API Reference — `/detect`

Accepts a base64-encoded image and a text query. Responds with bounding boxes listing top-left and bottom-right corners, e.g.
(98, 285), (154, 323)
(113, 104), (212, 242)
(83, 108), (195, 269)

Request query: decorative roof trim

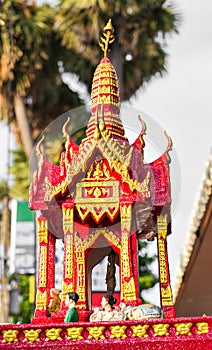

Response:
(173, 149), (212, 301)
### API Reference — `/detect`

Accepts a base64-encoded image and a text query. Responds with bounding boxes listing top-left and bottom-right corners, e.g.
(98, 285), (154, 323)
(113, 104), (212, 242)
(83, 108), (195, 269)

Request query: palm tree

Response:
(55, 0), (180, 100)
(0, 1), (83, 159)
(1, 0), (180, 158)
(0, 0), (54, 158)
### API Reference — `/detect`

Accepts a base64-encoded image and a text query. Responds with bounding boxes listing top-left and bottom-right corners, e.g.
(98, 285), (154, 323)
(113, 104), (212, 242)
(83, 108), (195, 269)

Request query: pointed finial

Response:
(164, 130), (173, 163)
(138, 115), (146, 135)
(164, 130), (173, 152)
(62, 117), (70, 138)
(36, 135), (45, 158)
(99, 19), (115, 57)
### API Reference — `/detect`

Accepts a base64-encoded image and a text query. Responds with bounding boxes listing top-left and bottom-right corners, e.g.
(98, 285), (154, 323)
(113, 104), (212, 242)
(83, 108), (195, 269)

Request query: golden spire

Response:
(99, 19), (115, 57)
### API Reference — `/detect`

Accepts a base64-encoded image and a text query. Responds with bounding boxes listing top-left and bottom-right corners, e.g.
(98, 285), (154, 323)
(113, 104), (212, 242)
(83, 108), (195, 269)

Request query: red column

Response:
(46, 232), (56, 307)
(131, 230), (141, 304)
(120, 200), (138, 305)
(60, 201), (75, 310)
(33, 214), (49, 321)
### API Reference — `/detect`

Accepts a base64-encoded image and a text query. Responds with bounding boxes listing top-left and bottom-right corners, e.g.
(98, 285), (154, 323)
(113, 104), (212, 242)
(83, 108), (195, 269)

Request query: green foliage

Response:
(55, 0), (181, 99)
(9, 147), (29, 199)
(1, 0), (180, 146)
(0, 0), (83, 140)
(0, 148), (29, 201)
(138, 240), (158, 301)
(11, 274), (34, 324)
(0, 0), (53, 95)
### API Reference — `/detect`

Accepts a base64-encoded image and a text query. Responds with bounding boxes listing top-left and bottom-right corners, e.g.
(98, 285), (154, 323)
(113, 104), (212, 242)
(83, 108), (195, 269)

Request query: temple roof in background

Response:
(174, 149), (212, 316)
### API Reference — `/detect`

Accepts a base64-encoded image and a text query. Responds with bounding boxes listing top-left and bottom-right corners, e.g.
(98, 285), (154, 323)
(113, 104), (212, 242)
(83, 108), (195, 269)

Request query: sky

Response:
(0, 0), (211, 304)
(130, 0), (212, 303)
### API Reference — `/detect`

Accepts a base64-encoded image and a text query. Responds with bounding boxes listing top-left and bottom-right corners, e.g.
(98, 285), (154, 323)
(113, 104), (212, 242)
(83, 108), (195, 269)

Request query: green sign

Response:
(17, 201), (33, 222)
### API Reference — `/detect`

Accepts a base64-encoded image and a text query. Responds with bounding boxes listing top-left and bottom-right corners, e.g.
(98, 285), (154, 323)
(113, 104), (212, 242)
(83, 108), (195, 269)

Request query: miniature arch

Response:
(78, 228), (121, 309)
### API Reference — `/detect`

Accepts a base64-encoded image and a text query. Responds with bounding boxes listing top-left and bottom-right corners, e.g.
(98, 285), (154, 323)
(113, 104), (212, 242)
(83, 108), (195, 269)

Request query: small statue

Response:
(90, 294), (117, 322)
(119, 302), (162, 320)
(106, 249), (116, 295)
(47, 288), (61, 314)
(119, 302), (133, 320)
(64, 292), (79, 322)
(89, 307), (103, 322)
(128, 306), (144, 320)
(101, 294), (117, 310)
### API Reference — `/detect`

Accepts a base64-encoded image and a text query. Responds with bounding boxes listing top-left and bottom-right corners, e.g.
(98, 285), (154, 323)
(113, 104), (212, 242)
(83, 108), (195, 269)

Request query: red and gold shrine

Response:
(29, 19), (175, 324)
(1, 19), (212, 350)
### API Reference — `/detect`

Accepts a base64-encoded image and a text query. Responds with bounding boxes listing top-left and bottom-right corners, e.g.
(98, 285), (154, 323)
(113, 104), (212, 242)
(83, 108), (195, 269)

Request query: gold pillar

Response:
(61, 202), (74, 301)
(120, 203), (136, 301)
(75, 242), (86, 309)
(157, 214), (176, 318)
(35, 215), (48, 314)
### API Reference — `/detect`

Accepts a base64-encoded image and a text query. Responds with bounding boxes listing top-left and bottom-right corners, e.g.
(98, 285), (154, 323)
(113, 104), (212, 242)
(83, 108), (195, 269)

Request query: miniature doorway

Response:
(86, 239), (120, 310)
(54, 239), (64, 291)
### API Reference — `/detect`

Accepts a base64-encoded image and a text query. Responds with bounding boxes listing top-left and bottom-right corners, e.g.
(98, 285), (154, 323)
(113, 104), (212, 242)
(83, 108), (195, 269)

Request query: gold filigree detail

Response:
(45, 176), (68, 201)
(81, 231), (99, 250)
(75, 234), (83, 247)
(158, 238), (167, 284)
(36, 290), (47, 310)
(161, 286), (174, 306)
(157, 214), (168, 239)
(99, 132), (130, 163)
(174, 323), (193, 336)
(63, 206), (73, 234)
(76, 229), (121, 252)
(110, 159), (150, 195)
(196, 322), (209, 334)
(99, 19), (115, 57)
(62, 205), (74, 282)
(157, 215), (174, 307)
(43, 122), (142, 202)
(110, 325), (127, 339)
(87, 326), (105, 340)
(76, 203), (119, 223)
(152, 324), (170, 336)
(45, 328), (62, 341)
(44, 140), (96, 201)
(65, 234), (74, 280)
(103, 229), (121, 248)
(37, 217), (48, 243)
(75, 180), (119, 223)
(75, 245), (86, 303)
(23, 329), (41, 342)
(121, 277), (136, 301)
(86, 160), (111, 180)
(67, 327), (83, 341)
(44, 127), (136, 202)
(2, 330), (19, 343)
(120, 204), (132, 232)
(86, 186), (109, 198)
(76, 181), (119, 203)
(39, 245), (47, 288)
(120, 231), (131, 280)
(131, 324), (149, 338)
